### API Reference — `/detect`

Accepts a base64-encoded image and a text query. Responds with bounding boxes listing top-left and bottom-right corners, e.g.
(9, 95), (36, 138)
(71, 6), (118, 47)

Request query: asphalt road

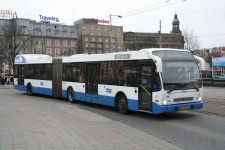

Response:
(197, 86), (225, 116)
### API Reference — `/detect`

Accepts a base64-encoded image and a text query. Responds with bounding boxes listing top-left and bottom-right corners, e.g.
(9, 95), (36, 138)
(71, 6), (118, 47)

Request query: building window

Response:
(63, 31), (67, 37)
(91, 25), (94, 30)
(85, 37), (88, 41)
(82, 25), (86, 29)
(63, 40), (67, 46)
(91, 38), (95, 42)
(63, 49), (68, 56)
(98, 26), (101, 30)
(71, 41), (75, 47)
(105, 44), (109, 48)
(97, 50), (103, 54)
(71, 49), (75, 55)
(55, 48), (60, 56)
(36, 48), (42, 54)
(55, 40), (59, 46)
(46, 30), (51, 35)
(47, 39), (51, 46)
(91, 32), (95, 35)
(104, 26), (107, 31)
(112, 39), (115, 43)
(82, 32), (86, 35)
(54, 30), (59, 36)
(98, 32), (101, 36)
(34, 30), (41, 35)
(91, 43), (95, 48)
(70, 32), (75, 37)
(47, 48), (52, 55)
(98, 44), (102, 48)
(117, 34), (121, 37)
(98, 38), (102, 42)
(117, 28), (121, 32)
(105, 39), (109, 42)
(85, 43), (89, 47)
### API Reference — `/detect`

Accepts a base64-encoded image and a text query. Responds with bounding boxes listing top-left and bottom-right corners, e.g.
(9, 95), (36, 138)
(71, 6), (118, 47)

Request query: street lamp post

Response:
(109, 14), (122, 53)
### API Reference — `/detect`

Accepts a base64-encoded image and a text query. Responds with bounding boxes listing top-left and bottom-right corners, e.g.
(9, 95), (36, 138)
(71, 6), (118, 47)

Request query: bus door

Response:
(85, 63), (99, 104)
(138, 63), (153, 111)
(18, 65), (25, 86)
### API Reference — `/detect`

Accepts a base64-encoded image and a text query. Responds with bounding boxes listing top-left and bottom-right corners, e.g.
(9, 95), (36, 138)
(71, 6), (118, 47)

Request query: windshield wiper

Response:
(167, 88), (174, 93)
(188, 83), (199, 91)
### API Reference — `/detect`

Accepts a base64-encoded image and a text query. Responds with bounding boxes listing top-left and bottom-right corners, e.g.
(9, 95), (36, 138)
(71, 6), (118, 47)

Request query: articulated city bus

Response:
(14, 48), (205, 114)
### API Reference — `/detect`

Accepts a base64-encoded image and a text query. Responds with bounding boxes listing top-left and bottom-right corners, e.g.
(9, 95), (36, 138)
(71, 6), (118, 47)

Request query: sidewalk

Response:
(0, 87), (183, 150)
(0, 85), (14, 89)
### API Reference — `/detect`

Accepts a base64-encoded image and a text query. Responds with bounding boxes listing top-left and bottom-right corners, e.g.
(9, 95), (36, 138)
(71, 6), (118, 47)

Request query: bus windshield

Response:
(152, 50), (202, 91)
(162, 61), (202, 91)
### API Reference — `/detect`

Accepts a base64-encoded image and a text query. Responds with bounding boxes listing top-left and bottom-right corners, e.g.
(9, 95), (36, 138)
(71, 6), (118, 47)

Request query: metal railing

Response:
(203, 78), (225, 87)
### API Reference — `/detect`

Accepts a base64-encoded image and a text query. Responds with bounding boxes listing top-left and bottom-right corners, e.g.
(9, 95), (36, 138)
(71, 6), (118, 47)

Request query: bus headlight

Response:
(163, 100), (170, 105)
(197, 97), (202, 101)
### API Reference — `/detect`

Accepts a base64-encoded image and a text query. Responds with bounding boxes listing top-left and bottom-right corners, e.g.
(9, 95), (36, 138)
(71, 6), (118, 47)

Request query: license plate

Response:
(180, 106), (189, 110)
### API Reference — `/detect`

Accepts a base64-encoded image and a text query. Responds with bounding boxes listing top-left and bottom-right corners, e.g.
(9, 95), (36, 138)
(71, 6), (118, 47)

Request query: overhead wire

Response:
(112, 0), (187, 20)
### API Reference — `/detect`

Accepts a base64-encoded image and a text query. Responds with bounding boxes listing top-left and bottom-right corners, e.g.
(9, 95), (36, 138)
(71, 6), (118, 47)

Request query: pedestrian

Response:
(1, 76), (5, 86)
(6, 76), (10, 85)
(4, 76), (7, 85)
(10, 75), (14, 85)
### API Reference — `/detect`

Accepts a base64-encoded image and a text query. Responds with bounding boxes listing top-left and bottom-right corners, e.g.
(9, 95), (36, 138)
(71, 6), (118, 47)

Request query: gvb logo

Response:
(40, 82), (44, 86)
(106, 88), (112, 93)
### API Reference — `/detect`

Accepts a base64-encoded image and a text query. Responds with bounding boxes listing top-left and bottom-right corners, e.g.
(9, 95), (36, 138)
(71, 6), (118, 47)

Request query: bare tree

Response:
(0, 19), (31, 73)
(183, 28), (200, 51)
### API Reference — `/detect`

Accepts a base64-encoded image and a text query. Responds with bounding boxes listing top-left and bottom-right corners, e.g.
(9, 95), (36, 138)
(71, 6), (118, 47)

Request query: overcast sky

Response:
(1, 0), (225, 48)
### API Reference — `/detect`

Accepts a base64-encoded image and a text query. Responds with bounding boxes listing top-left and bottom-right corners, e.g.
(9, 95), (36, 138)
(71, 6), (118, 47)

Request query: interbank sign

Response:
(0, 10), (17, 18)
(39, 15), (59, 22)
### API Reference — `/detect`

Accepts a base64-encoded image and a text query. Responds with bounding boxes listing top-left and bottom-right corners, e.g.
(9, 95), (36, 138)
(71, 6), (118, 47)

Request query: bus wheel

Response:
(67, 88), (75, 103)
(27, 84), (33, 96)
(117, 94), (128, 115)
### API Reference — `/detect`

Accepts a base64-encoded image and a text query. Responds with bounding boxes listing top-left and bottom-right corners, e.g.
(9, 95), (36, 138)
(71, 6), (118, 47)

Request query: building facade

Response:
(74, 18), (124, 54)
(123, 14), (184, 51)
(0, 17), (78, 56)
(0, 17), (78, 75)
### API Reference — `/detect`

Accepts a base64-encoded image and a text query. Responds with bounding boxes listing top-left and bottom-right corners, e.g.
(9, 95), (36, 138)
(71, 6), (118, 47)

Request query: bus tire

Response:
(67, 88), (75, 103)
(27, 84), (33, 96)
(117, 94), (128, 115)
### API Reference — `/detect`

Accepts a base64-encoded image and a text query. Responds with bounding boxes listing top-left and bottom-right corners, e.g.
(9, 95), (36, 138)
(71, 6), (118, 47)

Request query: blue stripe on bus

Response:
(14, 85), (203, 114)
(152, 102), (204, 114)
(128, 99), (139, 111)
(14, 85), (52, 96)
(62, 89), (138, 110)
(33, 87), (52, 96)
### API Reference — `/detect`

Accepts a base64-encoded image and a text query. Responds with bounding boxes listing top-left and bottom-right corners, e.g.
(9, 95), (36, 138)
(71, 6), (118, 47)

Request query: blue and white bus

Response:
(14, 48), (205, 114)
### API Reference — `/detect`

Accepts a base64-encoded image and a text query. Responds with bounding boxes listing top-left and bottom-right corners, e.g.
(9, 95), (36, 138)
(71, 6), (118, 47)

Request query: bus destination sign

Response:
(152, 51), (193, 61)
(114, 54), (130, 59)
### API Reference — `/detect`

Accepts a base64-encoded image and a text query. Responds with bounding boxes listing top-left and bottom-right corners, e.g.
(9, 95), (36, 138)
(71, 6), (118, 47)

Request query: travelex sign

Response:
(39, 15), (59, 22)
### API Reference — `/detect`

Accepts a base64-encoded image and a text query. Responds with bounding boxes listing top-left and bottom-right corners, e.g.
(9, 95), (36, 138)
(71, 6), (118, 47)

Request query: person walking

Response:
(1, 76), (5, 86)
(6, 76), (10, 85)
(10, 75), (14, 85)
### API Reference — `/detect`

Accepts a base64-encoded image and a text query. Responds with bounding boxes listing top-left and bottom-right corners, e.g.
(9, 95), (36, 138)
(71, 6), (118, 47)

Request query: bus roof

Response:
(63, 48), (187, 63)
(14, 48), (190, 65)
(14, 54), (52, 64)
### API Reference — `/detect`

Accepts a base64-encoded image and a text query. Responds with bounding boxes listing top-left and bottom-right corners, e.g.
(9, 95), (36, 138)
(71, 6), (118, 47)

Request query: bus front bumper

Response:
(152, 101), (204, 114)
